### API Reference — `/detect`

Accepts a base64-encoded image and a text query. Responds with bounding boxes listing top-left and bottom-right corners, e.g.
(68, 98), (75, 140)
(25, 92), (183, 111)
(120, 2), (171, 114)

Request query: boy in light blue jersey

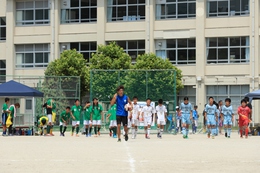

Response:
(214, 103), (220, 136)
(221, 98), (234, 138)
(205, 97), (217, 139)
(180, 97), (192, 139)
(192, 105), (198, 134)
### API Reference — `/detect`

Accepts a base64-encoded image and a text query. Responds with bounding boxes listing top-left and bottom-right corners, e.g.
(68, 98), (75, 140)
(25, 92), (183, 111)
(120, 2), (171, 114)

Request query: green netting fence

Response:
(90, 69), (177, 133)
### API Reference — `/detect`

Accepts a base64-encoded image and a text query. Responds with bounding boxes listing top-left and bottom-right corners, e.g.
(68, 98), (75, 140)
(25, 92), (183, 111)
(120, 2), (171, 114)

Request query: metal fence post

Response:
(90, 70), (93, 102)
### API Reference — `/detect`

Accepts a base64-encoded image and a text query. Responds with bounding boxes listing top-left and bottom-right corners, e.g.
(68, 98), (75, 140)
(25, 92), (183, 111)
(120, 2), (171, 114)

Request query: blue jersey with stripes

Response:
(116, 95), (128, 116)
(180, 102), (192, 115)
(221, 105), (234, 117)
(205, 104), (217, 116)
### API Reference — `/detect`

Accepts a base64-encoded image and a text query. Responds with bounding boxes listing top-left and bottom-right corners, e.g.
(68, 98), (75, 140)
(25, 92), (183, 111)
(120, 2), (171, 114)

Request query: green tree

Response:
(90, 42), (131, 101)
(125, 53), (183, 101)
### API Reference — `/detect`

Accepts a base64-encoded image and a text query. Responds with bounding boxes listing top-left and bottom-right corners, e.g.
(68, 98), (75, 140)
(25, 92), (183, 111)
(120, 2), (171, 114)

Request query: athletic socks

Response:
(245, 128), (249, 136)
(72, 126), (75, 133)
(60, 125), (63, 134)
(227, 128), (231, 137)
(186, 129), (189, 136)
(89, 127), (92, 134)
(132, 127), (135, 136)
(225, 128), (227, 133)
(211, 127), (215, 136)
(98, 127), (101, 132)
(63, 126), (67, 134)
(135, 129), (138, 136)
(94, 126), (97, 134)
(240, 129), (243, 137)
(113, 127), (117, 136)
(47, 125), (51, 134)
(195, 126), (197, 133)
(86, 128), (88, 135)
(76, 126), (79, 134)
(147, 128), (151, 136)
(160, 129), (163, 137)
(182, 127), (186, 135)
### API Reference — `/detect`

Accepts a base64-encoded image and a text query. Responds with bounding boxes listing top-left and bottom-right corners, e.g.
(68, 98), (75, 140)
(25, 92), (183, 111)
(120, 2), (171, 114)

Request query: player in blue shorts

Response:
(205, 97), (217, 139)
(180, 97), (192, 139)
(221, 98), (234, 138)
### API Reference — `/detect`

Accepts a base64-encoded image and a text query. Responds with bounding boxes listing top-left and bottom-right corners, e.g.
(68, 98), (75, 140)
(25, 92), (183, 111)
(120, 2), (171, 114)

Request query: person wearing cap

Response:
(175, 106), (182, 134)
(192, 105), (199, 134)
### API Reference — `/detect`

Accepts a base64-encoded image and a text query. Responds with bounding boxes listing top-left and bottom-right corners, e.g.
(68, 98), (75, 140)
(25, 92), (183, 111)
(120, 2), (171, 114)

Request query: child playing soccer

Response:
(205, 97), (217, 139)
(156, 99), (167, 139)
(59, 106), (71, 137)
(71, 99), (82, 137)
(180, 97), (192, 139)
(131, 96), (140, 139)
(175, 106), (182, 134)
(83, 101), (92, 137)
(38, 115), (48, 136)
(90, 98), (103, 137)
(142, 98), (155, 139)
(192, 105), (198, 134)
(2, 98), (10, 136)
(221, 98), (234, 138)
(237, 99), (251, 139)
(107, 104), (117, 138)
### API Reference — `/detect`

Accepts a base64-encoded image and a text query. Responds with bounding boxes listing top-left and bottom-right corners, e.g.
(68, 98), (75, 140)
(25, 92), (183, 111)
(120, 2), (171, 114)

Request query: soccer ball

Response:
(125, 104), (132, 111)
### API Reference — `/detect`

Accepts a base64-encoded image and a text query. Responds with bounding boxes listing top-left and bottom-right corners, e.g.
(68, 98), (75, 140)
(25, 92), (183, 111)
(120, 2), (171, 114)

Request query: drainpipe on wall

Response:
(51, 0), (55, 61)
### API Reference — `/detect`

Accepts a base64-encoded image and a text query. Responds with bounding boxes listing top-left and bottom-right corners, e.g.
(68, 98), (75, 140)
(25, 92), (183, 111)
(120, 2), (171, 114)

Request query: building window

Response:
(178, 86), (196, 106)
(16, 44), (50, 68)
(107, 0), (145, 22)
(207, 0), (249, 17)
(0, 60), (6, 83)
(61, 0), (97, 23)
(25, 99), (32, 110)
(0, 17), (6, 40)
(61, 42), (97, 63)
(156, 0), (196, 20)
(206, 37), (249, 64)
(206, 85), (249, 111)
(16, 1), (50, 25)
(155, 39), (196, 65)
(106, 40), (145, 63)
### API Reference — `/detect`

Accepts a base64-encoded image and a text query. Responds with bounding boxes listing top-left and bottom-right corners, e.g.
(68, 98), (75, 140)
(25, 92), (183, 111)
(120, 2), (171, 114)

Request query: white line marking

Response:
(124, 142), (136, 173)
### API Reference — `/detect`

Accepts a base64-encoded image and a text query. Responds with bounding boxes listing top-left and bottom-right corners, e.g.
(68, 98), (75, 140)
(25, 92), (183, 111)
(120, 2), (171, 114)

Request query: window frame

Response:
(0, 60), (6, 83)
(156, 0), (196, 20)
(206, 36), (250, 64)
(207, 0), (250, 17)
(0, 17), (6, 41)
(107, 0), (146, 22)
(61, 0), (97, 24)
(16, 1), (50, 26)
(68, 42), (97, 63)
(15, 44), (50, 68)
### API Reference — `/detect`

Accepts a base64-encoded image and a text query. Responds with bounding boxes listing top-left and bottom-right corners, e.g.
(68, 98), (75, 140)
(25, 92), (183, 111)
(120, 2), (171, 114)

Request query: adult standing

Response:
(110, 86), (132, 142)
(8, 103), (20, 135)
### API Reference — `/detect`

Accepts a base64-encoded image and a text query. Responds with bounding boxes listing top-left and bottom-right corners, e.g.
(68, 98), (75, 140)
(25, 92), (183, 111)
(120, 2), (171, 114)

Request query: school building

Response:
(0, 0), (259, 123)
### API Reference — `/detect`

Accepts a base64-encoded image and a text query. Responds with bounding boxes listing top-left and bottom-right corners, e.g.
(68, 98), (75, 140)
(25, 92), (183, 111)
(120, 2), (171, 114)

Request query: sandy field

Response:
(0, 132), (259, 173)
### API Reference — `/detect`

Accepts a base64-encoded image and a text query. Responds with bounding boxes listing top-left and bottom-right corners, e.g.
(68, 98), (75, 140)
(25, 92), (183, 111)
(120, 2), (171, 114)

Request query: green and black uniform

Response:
(8, 105), (15, 135)
(71, 105), (82, 134)
(89, 104), (103, 135)
(84, 106), (92, 135)
(108, 104), (117, 136)
(2, 103), (8, 127)
(59, 111), (71, 134)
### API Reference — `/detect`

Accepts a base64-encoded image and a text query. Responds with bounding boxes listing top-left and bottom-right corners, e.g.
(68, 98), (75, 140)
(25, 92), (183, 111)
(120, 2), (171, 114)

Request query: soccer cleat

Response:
(71, 132), (74, 136)
(159, 135), (162, 139)
(94, 134), (98, 137)
(183, 135), (186, 139)
(76, 134), (79, 137)
(117, 138), (121, 142)
(132, 136), (135, 139)
(227, 136), (230, 138)
(50, 133), (54, 136)
(88, 133), (92, 137)
(60, 133), (63, 136)
(225, 133), (227, 138)
(109, 132), (112, 137)
(146, 135), (150, 139)
(98, 131), (101, 136)
(145, 134), (147, 139)
(240, 136), (243, 139)
(212, 135), (215, 139)
(63, 133), (65, 137)
(157, 133), (160, 138)
(207, 133), (210, 138)
(125, 134), (129, 141)
(86, 134), (88, 137)
(113, 135), (117, 138)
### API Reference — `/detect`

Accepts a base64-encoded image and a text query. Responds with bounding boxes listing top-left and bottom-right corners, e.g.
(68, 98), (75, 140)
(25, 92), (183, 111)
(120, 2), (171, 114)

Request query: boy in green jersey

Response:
(71, 99), (82, 137)
(83, 101), (92, 137)
(107, 104), (117, 138)
(59, 106), (71, 137)
(8, 103), (20, 135)
(2, 98), (10, 136)
(46, 98), (55, 136)
(90, 98), (103, 137)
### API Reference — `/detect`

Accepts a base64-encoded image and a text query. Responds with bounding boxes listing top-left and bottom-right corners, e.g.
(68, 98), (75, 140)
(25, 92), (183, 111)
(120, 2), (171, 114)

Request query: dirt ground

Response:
(0, 132), (259, 173)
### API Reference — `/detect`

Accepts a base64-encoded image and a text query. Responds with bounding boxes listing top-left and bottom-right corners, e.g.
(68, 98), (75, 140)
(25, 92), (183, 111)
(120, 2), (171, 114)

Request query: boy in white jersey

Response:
(180, 97), (193, 139)
(205, 97), (217, 139)
(221, 98), (234, 138)
(142, 98), (155, 139)
(156, 99), (167, 139)
(131, 96), (140, 139)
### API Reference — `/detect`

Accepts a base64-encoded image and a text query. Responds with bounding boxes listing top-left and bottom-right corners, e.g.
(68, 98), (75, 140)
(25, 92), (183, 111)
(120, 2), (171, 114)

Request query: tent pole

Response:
(32, 97), (35, 135)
